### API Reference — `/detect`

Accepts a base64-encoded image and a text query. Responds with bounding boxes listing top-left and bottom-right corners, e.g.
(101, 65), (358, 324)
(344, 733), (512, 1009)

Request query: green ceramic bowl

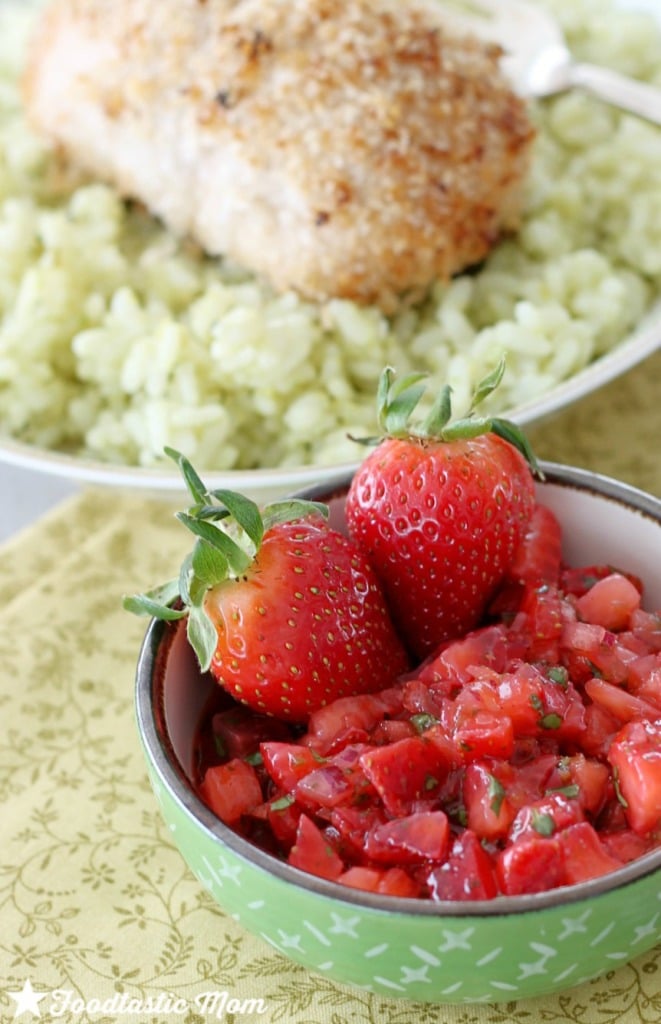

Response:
(135, 462), (661, 1004)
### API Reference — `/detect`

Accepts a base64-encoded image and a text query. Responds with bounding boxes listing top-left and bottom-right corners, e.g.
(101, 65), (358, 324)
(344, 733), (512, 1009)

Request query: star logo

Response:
(8, 979), (48, 1020)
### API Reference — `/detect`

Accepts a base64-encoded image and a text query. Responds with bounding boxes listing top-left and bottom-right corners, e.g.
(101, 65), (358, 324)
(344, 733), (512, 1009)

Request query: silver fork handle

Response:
(570, 62), (661, 127)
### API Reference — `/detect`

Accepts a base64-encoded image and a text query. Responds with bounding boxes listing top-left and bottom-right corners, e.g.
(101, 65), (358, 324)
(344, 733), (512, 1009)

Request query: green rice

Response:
(0, 0), (660, 471)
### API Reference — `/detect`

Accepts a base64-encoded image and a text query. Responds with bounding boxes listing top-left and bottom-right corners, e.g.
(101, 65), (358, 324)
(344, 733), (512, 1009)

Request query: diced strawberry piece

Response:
(463, 762), (515, 840)
(444, 676), (501, 731)
(330, 804), (388, 857)
(481, 667), (534, 736)
(561, 622), (638, 686)
(517, 583), (566, 662)
(337, 866), (382, 892)
(600, 829), (656, 864)
(630, 609), (661, 651)
(199, 759), (264, 824)
(260, 742), (325, 791)
(425, 830), (499, 901)
(597, 796), (630, 833)
(508, 503), (563, 586)
(634, 680), (661, 713)
(360, 736), (447, 817)
(618, 631), (653, 657)
(557, 822), (622, 884)
(210, 707), (291, 760)
(401, 677), (445, 718)
(581, 700), (621, 758)
(417, 624), (518, 692)
(435, 767), (466, 821)
(302, 688), (404, 755)
(491, 662), (585, 742)
(496, 835), (565, 895)
(561, 620), (607, 656)
(608, 719), (661, 835)
(288, 814), (344, 881)
(506, 752), (558, 809)
(544, 754), (610, 816)
(295, 764), (356, 809)
(627, 653), (661, 710)
(628, 652), (661, 690)
(568, 761), (609, 815)
(576, 573), (641, 631)
(295, 743), (375, 810)
(561, 565), (643, 599)
(364, 811), (450, 864)
(585, 677), (660, 724)
(375, 867), (422, 897)
(262, 794), (304, 847)
(424, 723), (465, 769)
(509, 793), (584, 844)
(370, 719), (417, 745)
(339, 865), (420, 897)
(454, 709), (515, 760)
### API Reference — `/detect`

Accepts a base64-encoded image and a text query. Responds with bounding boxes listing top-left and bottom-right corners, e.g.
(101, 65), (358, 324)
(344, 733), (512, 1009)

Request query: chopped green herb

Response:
(488, 773), (506, 816)
(424, 773), (439, 791)
(213, 735), (228, 758)
(545, 784), (580, 799)
(612, 766), (629, 808)
(531, 810), (556, 836)
(540, 712), (563, 730)
(411, 712), (438, 734)
(270, 794), (295, 811)
(547, 666), (569, 689)
(244, 750), (263, 766)
(529, 693), (544, 712)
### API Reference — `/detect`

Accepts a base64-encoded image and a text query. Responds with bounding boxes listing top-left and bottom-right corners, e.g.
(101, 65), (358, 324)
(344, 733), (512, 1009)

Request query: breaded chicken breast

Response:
(24, 0), (535, 310)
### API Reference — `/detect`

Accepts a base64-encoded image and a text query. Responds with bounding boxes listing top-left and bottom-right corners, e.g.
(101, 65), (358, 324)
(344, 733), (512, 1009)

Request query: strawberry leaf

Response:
(262, 499), (328, 531)
(191, 504), (232, 523)
(468, 358), (506, 413)
(378, 369), (428, 437)
(184, 545), (226, 608)
(165, 446), (209, 505)
(176, 512), (252, 575)
(420, 384), (452, 437)
(441, 415), (493, 441)
(191, 538), (230, 588)
(490, 418), (543, 478)
(178, 551), (193, 602)
(211, 489), (264, 548)
(122, 579), (184, 619)
(186, 605), (218, 672)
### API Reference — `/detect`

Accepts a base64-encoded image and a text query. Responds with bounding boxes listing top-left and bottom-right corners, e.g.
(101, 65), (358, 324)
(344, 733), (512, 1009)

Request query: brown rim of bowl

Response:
(135, 461), (661, 918)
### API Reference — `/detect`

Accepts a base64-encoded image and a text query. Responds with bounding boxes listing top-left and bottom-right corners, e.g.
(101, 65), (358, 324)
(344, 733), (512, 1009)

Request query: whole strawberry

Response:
(125, 448), (409, 721)
(345, 362), (539, 659)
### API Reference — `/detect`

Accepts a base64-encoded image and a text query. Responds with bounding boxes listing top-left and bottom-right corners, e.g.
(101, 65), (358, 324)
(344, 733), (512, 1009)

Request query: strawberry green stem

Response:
(123, 448), (329, 669)
(356, 358), (542, 477)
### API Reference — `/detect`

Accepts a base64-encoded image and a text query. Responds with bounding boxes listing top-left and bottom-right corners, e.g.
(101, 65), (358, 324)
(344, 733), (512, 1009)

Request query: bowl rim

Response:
(135, 460), (661, 918)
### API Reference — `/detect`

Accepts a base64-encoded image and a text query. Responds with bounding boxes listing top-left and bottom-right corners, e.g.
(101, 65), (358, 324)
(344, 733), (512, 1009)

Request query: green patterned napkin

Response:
(1, 352), (661, 1024)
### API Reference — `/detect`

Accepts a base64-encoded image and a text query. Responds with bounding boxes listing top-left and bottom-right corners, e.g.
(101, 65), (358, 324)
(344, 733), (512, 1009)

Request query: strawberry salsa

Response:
(126, 372), (661, 902)
(194, 500), (661, 901)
